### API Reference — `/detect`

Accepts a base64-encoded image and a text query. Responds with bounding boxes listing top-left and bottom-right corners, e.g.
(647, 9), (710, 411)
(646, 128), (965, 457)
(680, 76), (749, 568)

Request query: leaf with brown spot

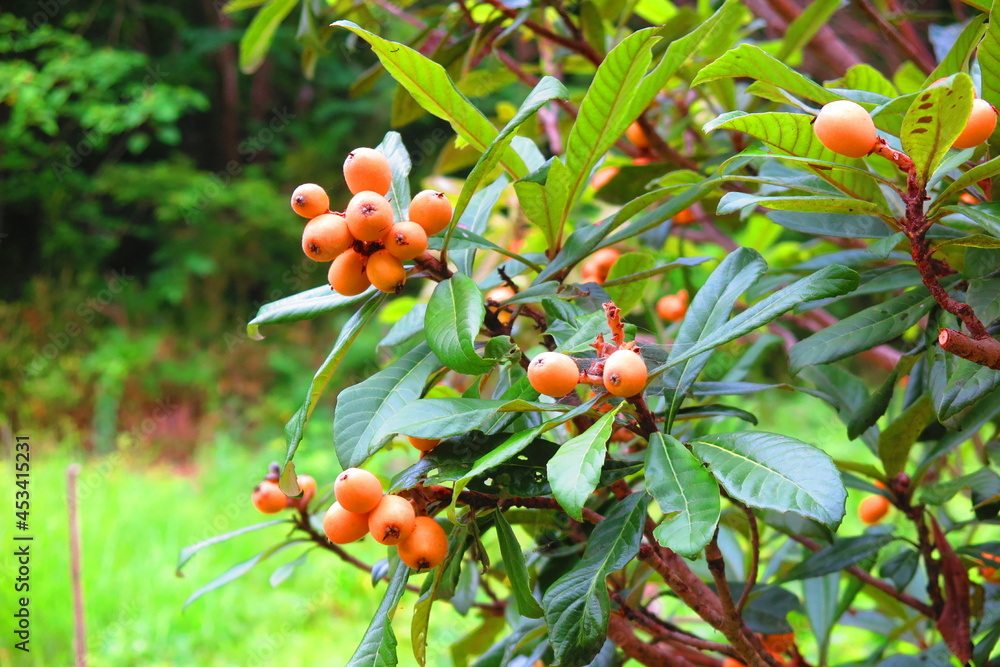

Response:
(901, 75), (974, 186)
(932, 517), (972, 663)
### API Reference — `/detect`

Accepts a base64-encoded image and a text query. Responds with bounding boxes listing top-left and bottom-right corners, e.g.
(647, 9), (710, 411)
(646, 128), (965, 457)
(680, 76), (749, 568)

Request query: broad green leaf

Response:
(935, 356), (1000, 423)
(695, 44), (840, 105)
(936, 234), (1000, 249)
(920, 467), (1000, 505)
(379, 303), (426, 350)
(880, 549), (920, 591)
(846, 353), (921, 440)
(333, 21), (526, 178)
(348, 560), (410, 667)
(282, 293), (386, 471)
(967, 276), (1000, 326)
(718, 192), (885, 216)
(778, 0), (842, 60)
(789, 288), (934, 372)
(494, 510), (544, 618)
(647, 434), (720, 558)
(270, 550), (311, 587)
(690, 432), (847, 527)
(449, 76), (566, 227)
(514, 158), (570, 249)
(430, 225), (542, 273)
(376, 131), (412, 223)
(781, 532), (897, 581)
(879, 395), (935, 477)
(829, 64), (898, 98)
(333, 344), (440, 468)
(901, 75), (974, 186)
(918, 382), (1000, 474)
(247, 285), (373, 339)
(184, 541), (303, 607)
(662, 248), (767, 428)
(554, 310), (612, 354)
(447, 177), (511, 276)
(599, 257), (712, 287)
(239, 0), (297, 74)
(925, 15), (988, 85)
(650, 265), (860, 381)
(376, 397), (566, 442)
(705, 111), (886, 206)
(425, 274), (497, 375)
(603, 252), (654, 312)
(980, 0), (1000, 115)
(542, 492), (649, 667)
(803, 572), (840, 664)
(177, 519), (288, 574)
(547, 407), (621, 521)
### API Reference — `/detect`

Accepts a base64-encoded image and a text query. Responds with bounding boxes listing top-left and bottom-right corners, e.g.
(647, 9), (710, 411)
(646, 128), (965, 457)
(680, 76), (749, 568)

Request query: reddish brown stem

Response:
(938, 329), (1000, 369)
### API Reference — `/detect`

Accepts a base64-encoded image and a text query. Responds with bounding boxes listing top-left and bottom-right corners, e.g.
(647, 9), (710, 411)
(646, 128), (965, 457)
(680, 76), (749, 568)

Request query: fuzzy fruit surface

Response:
(346, 191), (394, 242)
(344, 147), (392, 196)
(368, 494), (416, 546)
(296, 474), (317, 504)
(626, 121), (650, 149)
(328, 250), (371, 296)
(291, 183), (330, 219)
(398, 516), (449, 570)
(603, 349), (647, 397)
(657, 290), (688, 322)
(527, 352), (579, 397)
(302, 213), (353, 262)
(252, 480), (287, 514)
(323, 502), (370, 544)
(409, 190), (453, 235)
(334, 467), (383, 514)
(858, 494), (890, 525)
(366, 250), (407, 294)
(954, 99), (998, 149)
(813, 100), (878, 158)
(382, 221), (428, 261)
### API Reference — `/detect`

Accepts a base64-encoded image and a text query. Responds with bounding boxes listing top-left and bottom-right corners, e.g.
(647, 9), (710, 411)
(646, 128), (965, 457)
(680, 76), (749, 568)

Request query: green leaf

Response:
(802, 572), (840, 664)
(938, 202), (1000, 238)
(690, 432), (847, 527)
(934, 356), (1000, 423)
(846, 353), (921, 440)
(901, 75), (974, 186)
(177, 519), (288, 574)
(650, 265), (860, 381)
(347, 560), (410, 667)
(543, 492), (649, 667)
(247, 285), (373, 339)
(878, 395), (935, 477)
(184, 541), (303, 607)
(270, 550), (311, 587)
(282, 293), (386, 471)
(979, 0), (1000, 115)
(925, 15), (988, 85)
(333, 344), (440, 468)
(443, 178), (520, 275)
(239, 0), (297, 74)
(377, 397), (566, 442)
(547, 407), (621, 521)
(781, 532), (897, 581)
(789, 288), (934, 372)
(647, 434), (720, 558)
(602, 252), (655, 312)
(376, 131), (412, 223)
(920, 467), (1000, 505)
(718, 192), (885, 216)
(425, 274), (497, 375)
(778, 0), (842, 60)
(936, 234), (1000, 249)
(829, 64), (898, 98)
(705, 111), (886, 206)
(695, 44), (840, 105)
(768, 210), (891, 239)
(662, 248), (767, 429)
(333, 21), (526, 178)
(494, 510), (544, 618)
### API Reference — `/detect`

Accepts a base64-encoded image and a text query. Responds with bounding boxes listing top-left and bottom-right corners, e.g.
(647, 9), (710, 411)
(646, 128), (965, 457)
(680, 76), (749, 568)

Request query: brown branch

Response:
(788, 534), (935, 617)
(938, 329), (1000, 369)
(909, 235), (989, 339)
(851, 0), (936, 74)
(608, 614), (698, 667)
(612, 594), (736, 658)
(481, 0), (602, 65)
(736, 505), (760, 614)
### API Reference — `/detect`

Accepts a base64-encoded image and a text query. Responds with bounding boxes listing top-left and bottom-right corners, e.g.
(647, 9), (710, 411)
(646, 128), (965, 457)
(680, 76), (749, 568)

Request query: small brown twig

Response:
(481, 0), (602, 65)
(736, 505), (760, 613)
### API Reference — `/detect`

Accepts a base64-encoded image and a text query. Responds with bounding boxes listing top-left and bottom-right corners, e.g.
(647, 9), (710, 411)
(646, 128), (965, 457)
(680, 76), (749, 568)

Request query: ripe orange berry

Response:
(329, 250), (371, 296)
(346, 191), (394, 242)
(296, 474), (317, 505)
(398, 516), (449, 571)
(813, 100), (878, 158)
(486, 286), (516, 324)
(409, 190), (453, 236)
(603, 349), (647, 397)
(366, 250), (406, 294)
(959, 192), (979, 205)
(674, 207), (697, 225)
(407, 436), (440, 452)
(982, 566), (1000, 583)
(290, 183), (330, 218)
(344, 147), (392, 196)
(382, 221), (428, 261)
(723, 658), (746, 667)
(591, 166), (619, 190)
(334, 468), (383, 514)
(954, 99), (998, 149)
(527, 352), (580, 397)
(368, 494), (417, 546)
(581, 248), (620, 284)
(302, 212), (354, 262)
(252, 480), (287, 514)
(323, 502), (370, 544)
(657, 290), (689, 322)
(626, 121), (650, 149)
(858, 495), (890, 525)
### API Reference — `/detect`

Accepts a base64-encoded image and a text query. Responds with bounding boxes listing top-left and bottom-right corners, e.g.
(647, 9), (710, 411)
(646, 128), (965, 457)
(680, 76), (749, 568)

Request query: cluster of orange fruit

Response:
(251, 468), (317, 513)
(324, 468), (447, 571)
(291, 148), (453, 295)
(814, 95), (997, 159)
(527, 347), (648, 399)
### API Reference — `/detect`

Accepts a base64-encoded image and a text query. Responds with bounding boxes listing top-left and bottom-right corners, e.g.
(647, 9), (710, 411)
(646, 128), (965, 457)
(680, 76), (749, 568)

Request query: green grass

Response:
(0, 430), (479, 667)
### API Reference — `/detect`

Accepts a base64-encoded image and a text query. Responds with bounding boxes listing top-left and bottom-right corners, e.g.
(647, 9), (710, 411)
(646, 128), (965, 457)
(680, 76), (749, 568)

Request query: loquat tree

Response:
(181, 1), (1000, 666)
